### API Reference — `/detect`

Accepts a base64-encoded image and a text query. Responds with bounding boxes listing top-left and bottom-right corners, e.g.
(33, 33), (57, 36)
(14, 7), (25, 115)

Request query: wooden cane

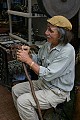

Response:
(22, 63), (43, 120)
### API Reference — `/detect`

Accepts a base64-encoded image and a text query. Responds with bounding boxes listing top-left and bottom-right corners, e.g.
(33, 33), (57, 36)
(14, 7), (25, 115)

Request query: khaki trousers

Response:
(12, 80), (70, 120)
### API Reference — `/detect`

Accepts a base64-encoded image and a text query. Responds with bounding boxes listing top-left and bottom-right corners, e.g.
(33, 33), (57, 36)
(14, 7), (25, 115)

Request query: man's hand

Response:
(17, 48), (31, 63)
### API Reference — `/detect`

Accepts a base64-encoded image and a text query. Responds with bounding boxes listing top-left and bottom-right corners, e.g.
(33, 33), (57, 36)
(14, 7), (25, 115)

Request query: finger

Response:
(22, 45), (24, 50)
(22, 45), (27, 50)
(17, 54), (20, 58)
(17, 55), (21, 61)
(22, 45), (30, 50)
(17, 49), (22, 52)
(17, 51), (20, 55)
(17, 50), (22, 55)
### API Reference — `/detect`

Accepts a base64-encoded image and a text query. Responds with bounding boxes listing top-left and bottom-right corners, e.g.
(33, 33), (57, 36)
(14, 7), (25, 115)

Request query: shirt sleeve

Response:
(31, 53), (38, 63)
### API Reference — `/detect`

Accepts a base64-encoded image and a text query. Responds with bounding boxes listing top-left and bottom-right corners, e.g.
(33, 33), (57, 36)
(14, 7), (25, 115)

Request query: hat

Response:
(47, 15), (72, 30)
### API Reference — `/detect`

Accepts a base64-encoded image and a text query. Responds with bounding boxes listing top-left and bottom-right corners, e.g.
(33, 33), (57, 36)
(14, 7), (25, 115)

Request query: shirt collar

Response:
(48, 42), (63, 52)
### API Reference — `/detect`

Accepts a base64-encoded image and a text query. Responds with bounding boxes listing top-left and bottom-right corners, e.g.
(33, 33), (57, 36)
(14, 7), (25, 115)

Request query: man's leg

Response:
(17, 89), (52, 120)
(12, 80), (40, 109)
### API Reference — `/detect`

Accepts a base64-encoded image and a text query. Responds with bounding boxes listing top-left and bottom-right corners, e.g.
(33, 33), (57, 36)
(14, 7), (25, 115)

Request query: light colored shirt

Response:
(37, 42), (75, 92)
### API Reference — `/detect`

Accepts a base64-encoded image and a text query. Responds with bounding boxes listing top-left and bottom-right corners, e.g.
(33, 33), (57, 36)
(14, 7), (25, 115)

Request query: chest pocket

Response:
(46, 59), (51, 67)
(41, 56), (45, 66)
(42, 55), (51, 67)
(41, 48), (62, 67)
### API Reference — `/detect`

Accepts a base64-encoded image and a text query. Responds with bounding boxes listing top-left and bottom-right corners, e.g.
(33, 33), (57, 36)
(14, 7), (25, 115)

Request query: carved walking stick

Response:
(22, 63), (43, 120)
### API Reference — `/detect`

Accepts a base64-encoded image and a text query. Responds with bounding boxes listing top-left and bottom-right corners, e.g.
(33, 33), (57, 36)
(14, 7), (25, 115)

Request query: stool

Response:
(41, 101), (71, 120)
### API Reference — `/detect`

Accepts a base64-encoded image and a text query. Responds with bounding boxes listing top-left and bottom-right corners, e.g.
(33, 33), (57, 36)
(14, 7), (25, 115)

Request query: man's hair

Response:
(57, 27), (74, 45)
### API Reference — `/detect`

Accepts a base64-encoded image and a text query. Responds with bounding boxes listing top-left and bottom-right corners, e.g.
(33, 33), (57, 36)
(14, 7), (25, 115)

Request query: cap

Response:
(47, 15), (72, 30)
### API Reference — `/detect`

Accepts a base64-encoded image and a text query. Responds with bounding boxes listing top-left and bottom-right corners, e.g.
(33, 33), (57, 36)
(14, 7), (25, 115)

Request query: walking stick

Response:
(22, 63), (43, 120)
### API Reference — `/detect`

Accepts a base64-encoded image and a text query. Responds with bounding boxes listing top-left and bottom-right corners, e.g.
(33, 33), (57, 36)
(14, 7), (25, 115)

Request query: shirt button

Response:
(58, 90), (61, 94)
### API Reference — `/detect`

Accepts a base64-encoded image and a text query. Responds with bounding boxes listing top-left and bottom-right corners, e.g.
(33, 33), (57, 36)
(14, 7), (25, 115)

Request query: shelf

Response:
(7, 10), (46, 18)
(7, 0), (47, 44)
(7, 10), (31, 17)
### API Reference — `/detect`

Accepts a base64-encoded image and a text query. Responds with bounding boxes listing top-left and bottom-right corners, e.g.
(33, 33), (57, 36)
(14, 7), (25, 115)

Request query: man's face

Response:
(45, 23), (60, 45)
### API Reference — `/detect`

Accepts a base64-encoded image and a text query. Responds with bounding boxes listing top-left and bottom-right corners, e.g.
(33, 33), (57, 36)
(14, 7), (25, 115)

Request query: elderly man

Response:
(12, 15), (75, 120)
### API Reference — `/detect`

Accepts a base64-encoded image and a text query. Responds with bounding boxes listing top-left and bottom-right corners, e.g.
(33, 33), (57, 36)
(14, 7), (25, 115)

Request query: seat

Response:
(41, 100), (71, 120)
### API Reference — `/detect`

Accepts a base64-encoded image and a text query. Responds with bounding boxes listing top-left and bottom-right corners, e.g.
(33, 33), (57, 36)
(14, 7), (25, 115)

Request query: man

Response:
(12, 15), (75, 120)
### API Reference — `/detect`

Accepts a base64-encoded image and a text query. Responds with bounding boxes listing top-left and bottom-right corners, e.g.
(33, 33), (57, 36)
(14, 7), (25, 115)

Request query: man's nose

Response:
(45, 29), (49, 35)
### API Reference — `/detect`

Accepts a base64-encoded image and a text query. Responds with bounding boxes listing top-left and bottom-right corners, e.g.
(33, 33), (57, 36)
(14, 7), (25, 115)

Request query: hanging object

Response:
(37, 0), (80, 19)
(78, 8), (80, 38)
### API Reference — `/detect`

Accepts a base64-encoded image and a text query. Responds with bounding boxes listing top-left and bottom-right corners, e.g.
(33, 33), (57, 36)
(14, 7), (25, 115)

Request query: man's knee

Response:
(12, 84), (16, 92)
(12, 84), (19, 97)
(17, 93), (31, 108)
